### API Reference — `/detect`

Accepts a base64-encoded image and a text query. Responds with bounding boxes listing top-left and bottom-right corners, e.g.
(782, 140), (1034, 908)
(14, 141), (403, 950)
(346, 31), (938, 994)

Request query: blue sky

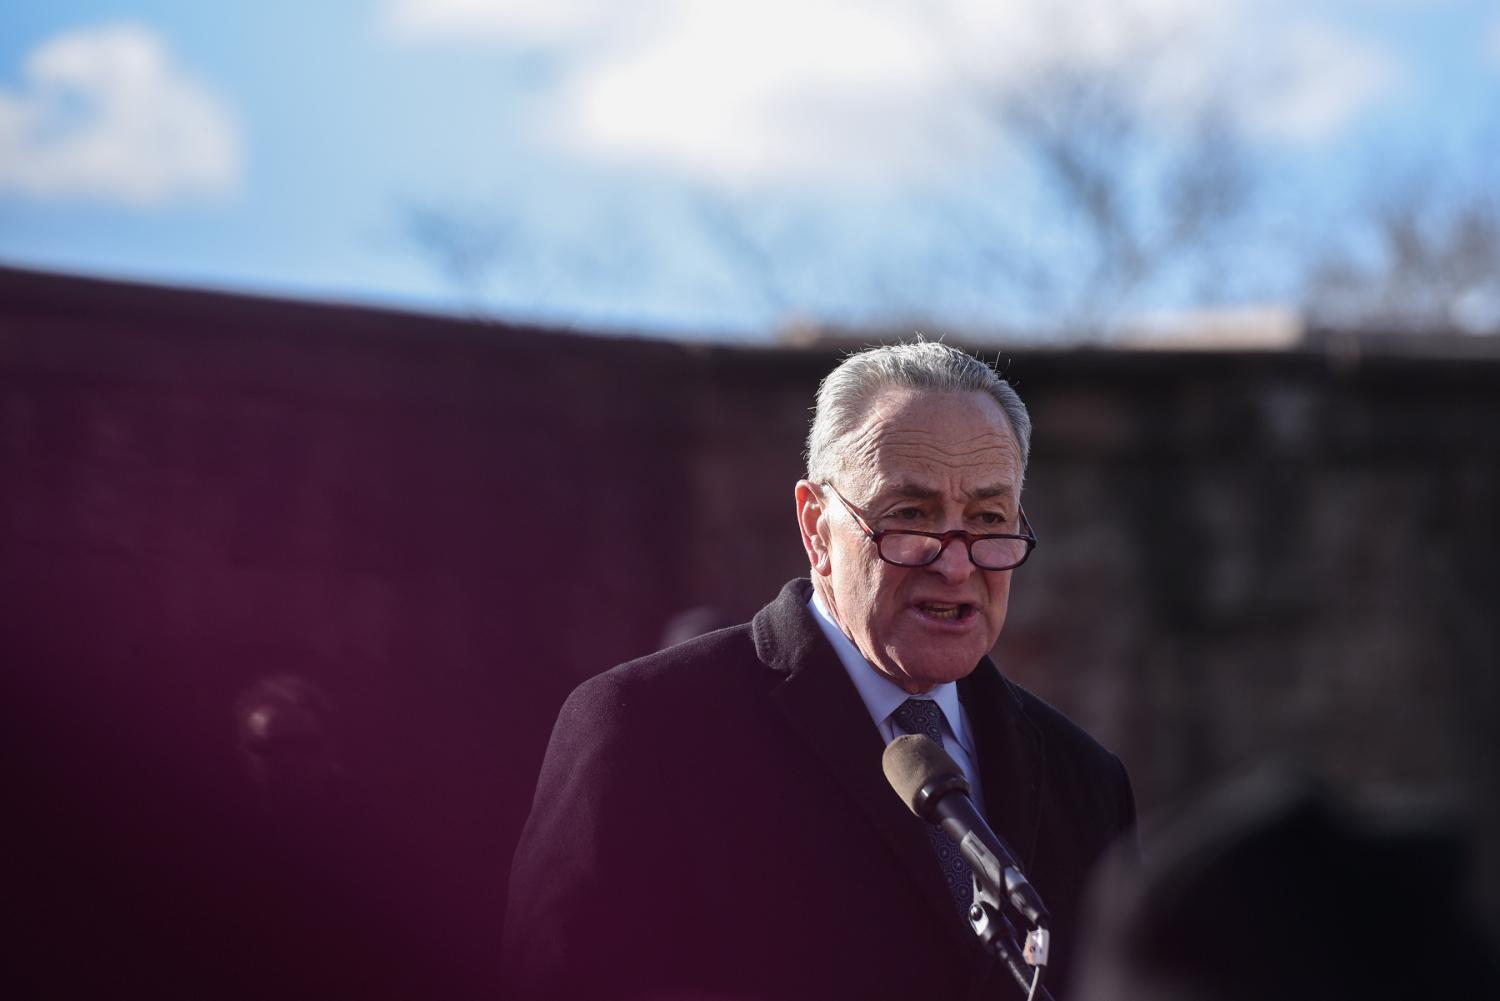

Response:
(2, 1), (1498, 340)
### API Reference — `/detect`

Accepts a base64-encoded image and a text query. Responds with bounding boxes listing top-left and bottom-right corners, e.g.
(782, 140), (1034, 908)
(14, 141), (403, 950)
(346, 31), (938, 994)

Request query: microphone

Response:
(882, 733), (1050, 928)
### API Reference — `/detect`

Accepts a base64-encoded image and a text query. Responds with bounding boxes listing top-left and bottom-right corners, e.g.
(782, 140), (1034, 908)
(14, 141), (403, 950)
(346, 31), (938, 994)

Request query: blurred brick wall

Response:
(5, 267), (1498, 951)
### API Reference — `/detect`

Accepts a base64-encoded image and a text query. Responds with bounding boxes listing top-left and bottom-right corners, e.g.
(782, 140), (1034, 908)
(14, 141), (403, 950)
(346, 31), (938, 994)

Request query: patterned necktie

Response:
(890, 697), (974, 917)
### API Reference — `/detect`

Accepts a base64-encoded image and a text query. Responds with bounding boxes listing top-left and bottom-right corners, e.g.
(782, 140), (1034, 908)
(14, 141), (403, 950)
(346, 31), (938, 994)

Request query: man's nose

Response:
(929, 533), (976, 582)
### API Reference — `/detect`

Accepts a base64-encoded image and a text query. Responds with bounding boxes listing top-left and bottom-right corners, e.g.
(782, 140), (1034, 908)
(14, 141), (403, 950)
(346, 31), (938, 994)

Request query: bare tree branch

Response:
(1305, 168), (1500, 334)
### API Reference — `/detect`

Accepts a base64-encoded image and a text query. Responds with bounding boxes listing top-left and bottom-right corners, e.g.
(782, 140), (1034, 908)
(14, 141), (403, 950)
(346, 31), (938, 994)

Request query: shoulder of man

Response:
(563, 619), (758, 707)
(557, 578), (817, 726)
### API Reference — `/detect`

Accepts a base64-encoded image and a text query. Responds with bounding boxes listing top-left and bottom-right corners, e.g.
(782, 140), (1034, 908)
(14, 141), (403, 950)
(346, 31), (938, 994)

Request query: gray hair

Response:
(804, 339), (1031, 483)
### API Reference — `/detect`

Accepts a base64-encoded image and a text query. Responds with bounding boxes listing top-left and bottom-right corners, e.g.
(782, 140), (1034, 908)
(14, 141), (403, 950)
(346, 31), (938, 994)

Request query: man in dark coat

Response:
(503, 342), (1136, 1000)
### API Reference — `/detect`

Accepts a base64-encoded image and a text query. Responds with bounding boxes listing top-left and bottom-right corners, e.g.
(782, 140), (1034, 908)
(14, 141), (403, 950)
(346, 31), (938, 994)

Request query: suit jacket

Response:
(502, 580), (1136, 1001)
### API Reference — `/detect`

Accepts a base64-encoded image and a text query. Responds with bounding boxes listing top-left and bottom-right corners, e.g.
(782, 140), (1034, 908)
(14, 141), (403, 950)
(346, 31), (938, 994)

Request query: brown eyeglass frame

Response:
(821, 482), (1038, 571)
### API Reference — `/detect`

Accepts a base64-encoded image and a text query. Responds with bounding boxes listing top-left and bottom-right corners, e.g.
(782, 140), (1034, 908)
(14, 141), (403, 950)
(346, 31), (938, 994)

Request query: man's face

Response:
(797, 388), (1026, 694)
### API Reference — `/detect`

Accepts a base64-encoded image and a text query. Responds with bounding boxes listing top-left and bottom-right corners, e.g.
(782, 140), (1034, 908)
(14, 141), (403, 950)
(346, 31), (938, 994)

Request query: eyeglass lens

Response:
(878, 533), (1028, 570)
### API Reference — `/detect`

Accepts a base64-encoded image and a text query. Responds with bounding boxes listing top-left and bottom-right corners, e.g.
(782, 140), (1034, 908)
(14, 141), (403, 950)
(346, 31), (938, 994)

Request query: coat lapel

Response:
(753, 581), (974, 940)
(959, 659), (1046, 872)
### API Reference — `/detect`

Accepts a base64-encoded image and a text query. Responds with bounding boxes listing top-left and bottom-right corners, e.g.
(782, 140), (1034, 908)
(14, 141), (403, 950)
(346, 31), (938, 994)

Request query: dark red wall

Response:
(5, 267), (1498, 975)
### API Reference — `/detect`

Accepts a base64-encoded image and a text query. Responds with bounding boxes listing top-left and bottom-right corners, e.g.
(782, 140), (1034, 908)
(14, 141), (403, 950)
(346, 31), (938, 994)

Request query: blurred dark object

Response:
(1075, 771), (1500, 1001)
(222, 674), (492, 1001)
(234, 674), (345, 811)
(233, 673), (350, 819)
(9, 662), (491, 1001)
(225, 673), (402, 997)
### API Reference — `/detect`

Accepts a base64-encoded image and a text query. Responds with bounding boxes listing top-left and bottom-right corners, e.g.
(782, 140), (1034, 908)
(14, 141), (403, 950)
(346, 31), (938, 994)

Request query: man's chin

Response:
(886, 657), (980, 694)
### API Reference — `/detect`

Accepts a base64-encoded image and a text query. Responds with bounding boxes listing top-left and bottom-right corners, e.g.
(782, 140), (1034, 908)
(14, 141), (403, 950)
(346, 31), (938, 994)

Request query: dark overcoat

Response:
(502, 580), (1136, 1001)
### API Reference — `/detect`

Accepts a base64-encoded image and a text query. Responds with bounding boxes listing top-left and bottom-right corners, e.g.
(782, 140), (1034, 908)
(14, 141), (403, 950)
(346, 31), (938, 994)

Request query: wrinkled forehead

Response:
(838, 388), (1023, 493)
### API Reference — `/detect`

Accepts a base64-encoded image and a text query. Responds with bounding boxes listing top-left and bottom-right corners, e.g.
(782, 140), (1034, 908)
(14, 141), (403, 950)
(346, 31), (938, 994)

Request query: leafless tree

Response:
(1304, 170), (1500, 335)
(400, 202), (516, 316)
(399, 197), (659, 326)
(680, 51), (1258, 342)
(986, 63), (1254, 338)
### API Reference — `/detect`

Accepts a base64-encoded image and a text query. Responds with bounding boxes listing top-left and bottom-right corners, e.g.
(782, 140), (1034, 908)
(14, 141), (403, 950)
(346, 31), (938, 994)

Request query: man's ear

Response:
(794, 480), (833, 576)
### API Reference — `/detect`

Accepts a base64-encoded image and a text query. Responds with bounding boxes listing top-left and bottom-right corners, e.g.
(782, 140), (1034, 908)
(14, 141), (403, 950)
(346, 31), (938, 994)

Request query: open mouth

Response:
(915, 602), (975, 623)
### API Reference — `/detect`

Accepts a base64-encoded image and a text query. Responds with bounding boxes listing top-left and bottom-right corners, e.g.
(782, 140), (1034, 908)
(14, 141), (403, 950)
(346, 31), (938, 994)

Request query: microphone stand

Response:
(967, 883), (1053, 1001)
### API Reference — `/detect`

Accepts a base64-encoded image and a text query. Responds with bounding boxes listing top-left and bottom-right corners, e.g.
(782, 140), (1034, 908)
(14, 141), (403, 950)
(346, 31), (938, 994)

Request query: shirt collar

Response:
(808, 589), (970, 749)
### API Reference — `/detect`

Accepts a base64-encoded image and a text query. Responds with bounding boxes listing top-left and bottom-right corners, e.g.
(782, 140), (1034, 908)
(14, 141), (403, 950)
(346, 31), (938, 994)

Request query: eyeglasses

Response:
(822, 482), (1037, 572)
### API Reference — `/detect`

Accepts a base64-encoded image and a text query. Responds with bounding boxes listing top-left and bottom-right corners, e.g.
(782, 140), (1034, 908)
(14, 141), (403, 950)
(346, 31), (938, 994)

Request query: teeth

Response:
(922, 604), (962, 621)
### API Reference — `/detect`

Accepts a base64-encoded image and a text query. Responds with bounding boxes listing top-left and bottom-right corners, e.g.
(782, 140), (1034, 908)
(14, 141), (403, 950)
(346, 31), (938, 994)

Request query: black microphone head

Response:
(882, 733), (969, 822)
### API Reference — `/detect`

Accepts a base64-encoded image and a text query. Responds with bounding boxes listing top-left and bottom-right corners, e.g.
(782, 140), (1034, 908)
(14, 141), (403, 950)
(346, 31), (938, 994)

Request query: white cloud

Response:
(1232, 20), (1399, 142)
(384, 0), (635, 45)
(0, 23), (242, 206)
(382, 0), (1399, 186)
(551, 1), (965, 185)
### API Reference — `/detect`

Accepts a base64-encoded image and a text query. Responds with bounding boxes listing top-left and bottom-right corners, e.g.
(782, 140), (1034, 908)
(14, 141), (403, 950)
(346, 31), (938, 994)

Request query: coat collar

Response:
(752, 579), (1046, 939)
